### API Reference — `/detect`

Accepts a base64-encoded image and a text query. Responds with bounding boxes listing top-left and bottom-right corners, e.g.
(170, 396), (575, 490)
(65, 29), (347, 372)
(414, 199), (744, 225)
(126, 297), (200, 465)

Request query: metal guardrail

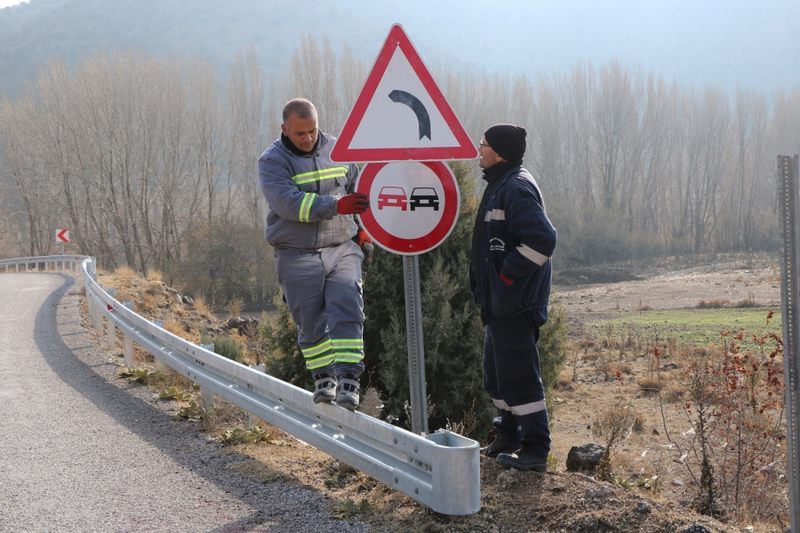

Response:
(0, 255), (481, 515)
(0, 255), (85, 273)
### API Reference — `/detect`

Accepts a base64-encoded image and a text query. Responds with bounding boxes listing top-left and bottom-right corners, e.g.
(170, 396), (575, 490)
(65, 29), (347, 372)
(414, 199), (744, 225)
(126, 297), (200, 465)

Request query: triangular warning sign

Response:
(330, 24), (477, 163)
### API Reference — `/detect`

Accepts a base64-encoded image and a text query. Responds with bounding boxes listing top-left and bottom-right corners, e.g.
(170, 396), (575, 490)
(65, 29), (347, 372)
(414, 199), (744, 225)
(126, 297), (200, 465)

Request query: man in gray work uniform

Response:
(258, 98), (370, 410)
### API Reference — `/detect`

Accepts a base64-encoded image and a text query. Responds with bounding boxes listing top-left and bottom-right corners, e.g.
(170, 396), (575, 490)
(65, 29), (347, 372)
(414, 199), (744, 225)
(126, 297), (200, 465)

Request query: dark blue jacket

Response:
(469, 163), (556, 325)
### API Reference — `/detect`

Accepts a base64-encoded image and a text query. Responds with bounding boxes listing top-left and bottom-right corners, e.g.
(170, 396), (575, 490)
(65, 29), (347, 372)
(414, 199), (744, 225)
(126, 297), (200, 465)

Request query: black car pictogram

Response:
(409, 187), (439, 211)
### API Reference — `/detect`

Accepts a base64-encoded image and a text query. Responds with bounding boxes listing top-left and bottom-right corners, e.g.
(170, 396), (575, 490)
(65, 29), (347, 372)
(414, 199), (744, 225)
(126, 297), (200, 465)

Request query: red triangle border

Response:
(331, 24), (477, 162)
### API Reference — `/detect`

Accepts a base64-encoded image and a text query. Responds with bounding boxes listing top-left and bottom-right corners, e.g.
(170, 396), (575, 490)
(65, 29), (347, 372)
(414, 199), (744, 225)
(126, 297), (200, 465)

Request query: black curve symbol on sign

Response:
(388, 90), (431, 140)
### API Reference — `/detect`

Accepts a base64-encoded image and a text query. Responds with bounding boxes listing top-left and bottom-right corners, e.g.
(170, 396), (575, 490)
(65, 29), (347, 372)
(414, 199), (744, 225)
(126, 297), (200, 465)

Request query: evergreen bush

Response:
(539, 298), (568, 407)
(212, 335), (244, 363)
(260, 297), (307, 388)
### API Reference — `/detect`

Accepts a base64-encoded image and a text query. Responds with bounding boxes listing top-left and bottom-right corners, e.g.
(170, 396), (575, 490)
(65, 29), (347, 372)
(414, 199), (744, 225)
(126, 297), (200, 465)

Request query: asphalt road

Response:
(0, 273), (367, 532)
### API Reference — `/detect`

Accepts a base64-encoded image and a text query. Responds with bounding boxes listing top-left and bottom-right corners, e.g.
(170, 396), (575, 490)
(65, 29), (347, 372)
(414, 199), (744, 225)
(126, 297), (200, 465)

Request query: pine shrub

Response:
(212, 335), (244, 363)
(260, 296), (307, 388)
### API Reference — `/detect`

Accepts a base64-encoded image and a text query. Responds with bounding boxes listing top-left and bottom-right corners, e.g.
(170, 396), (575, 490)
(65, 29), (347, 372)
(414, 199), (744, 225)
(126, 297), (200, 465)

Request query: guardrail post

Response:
(85, 286), (93, 316)
(122, 301), (135, 367)
(248, 363), (266, 428)
(106, 316), (115, 346)
(196, 344), (216, 415)
(152, 320), (169, 373)
(91, 295), (103, 333)
(106, 306), (117, 350)
(200, 386), (214, 414)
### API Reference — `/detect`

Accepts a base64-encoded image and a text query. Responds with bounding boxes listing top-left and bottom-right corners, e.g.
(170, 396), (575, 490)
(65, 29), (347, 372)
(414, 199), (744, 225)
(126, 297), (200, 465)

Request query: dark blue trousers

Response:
(483, 311), (550, 458)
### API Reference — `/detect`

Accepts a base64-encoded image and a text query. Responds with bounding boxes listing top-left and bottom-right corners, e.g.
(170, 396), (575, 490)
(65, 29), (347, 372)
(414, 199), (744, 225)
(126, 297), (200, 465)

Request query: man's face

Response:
(282, 112), (318, 153)
(478, 138), (503, 169)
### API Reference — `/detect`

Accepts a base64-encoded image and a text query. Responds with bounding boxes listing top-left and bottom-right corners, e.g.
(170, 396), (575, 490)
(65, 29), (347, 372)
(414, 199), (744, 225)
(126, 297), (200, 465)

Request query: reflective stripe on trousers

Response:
(275, 240), (365, 371)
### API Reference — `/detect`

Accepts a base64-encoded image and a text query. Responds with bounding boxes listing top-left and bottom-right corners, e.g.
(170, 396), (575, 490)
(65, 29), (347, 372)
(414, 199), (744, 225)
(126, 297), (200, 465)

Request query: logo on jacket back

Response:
(489, 237), (506, 252)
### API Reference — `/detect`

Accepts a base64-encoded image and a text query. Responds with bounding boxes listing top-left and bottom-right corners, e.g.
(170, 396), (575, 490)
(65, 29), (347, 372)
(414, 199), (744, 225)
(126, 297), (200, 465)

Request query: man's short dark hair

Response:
(283, 98), (317, 122)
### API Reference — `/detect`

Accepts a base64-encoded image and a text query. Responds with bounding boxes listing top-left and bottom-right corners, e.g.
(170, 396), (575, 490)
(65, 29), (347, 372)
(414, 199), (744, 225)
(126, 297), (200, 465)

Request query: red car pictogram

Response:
(377, 186), (408, 211)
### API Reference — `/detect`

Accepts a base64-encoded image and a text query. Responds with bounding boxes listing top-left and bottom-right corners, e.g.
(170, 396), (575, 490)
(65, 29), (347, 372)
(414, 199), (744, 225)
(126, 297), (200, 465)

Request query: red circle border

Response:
(356, 161), (460, 255)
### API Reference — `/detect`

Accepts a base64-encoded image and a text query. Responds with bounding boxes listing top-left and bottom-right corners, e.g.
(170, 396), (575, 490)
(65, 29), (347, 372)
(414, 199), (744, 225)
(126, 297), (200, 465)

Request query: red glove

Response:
(355, 229), (374, 268)
(337, 193), (369, 215)
(356, 229), (372, 246)
(498, 271), (515, 286)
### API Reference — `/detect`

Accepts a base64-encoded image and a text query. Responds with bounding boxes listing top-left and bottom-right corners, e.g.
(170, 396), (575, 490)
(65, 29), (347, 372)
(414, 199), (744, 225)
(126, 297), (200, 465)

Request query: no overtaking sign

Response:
(356, 161), (459, 255)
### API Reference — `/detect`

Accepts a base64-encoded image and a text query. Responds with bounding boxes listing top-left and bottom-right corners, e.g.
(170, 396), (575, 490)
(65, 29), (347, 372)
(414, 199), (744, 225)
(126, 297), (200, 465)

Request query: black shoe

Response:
(496, 448), (548, 472)
(480, 435), (521, 458)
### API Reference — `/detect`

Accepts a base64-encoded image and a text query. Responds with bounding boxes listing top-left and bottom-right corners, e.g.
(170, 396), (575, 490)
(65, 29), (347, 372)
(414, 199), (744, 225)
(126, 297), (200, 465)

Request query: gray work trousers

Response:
(275, 240), (365, 374)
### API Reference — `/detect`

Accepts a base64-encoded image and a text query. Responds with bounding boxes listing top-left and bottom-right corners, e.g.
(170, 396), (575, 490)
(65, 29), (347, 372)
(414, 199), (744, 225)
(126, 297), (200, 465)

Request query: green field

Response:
(589, 307), (782, 348)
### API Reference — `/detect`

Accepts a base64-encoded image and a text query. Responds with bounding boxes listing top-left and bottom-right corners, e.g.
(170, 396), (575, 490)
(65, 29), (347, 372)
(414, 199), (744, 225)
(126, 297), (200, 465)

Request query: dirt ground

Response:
(95, 253), (786, 532)
(555, 253), (781, 325)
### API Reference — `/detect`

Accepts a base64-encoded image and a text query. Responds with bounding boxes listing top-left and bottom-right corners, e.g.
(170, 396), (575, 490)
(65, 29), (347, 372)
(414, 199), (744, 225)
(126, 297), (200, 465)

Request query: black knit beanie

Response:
(484, 124), (527, 163)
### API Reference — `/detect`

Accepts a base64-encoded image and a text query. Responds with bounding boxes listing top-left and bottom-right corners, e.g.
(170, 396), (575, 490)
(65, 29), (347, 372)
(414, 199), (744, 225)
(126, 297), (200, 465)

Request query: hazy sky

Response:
(0, 0), (27, 7)
(0, 0), (796, 95)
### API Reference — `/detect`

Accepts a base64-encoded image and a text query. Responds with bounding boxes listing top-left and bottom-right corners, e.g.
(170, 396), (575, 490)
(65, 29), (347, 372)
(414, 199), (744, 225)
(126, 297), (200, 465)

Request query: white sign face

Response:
(348, 49), (459, 151)
(357, 161), (460, 255)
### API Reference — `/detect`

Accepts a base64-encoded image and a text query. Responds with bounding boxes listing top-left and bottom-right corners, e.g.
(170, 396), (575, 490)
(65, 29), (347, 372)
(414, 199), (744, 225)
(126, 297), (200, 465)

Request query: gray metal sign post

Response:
(778, 154), (800, 533)
(403, 255), (429, 435)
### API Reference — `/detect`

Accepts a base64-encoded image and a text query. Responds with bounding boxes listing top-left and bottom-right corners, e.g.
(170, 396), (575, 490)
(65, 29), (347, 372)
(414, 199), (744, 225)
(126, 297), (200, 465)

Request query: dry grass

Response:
(697, 299), (731, 309)
(145, 269), (163, 282)
(227, 297), (243, 317)
(162, 318), (203, 343)
(637, 376), (662, 395)
(113, 265), (138, 281)
(194, 295), (211, 317)
(149, 367), (195, 391)
(139, 292), (160, 314)
(661, 382), (686, 403)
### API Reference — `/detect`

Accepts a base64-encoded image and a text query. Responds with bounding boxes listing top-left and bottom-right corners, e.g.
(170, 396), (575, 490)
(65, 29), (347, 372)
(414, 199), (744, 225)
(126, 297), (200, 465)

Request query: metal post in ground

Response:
(403, 255), (429, 435)
(105, 289), (117, 348)
(778, 153), (800, 533)
(122, 301), (135, 367)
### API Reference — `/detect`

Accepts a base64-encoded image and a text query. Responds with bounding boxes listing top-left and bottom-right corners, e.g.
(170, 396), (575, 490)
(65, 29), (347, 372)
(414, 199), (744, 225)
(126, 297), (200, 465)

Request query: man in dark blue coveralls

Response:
(469, 124), (557, 471)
